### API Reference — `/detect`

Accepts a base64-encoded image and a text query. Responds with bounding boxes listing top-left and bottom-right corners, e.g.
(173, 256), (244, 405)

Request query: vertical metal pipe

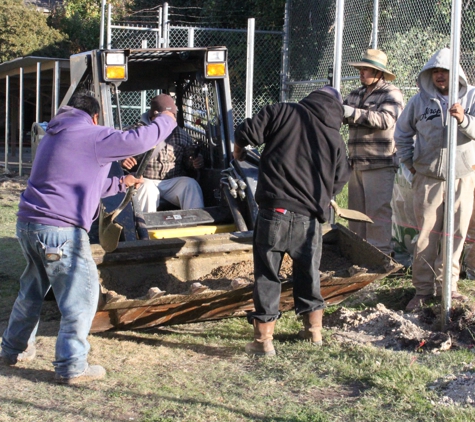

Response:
(245, 18), (255, 118)
(99, 0), (106, 49)
(372, 0), (379, 49)
(158, 6), (163, 48)
(281, 0), (290, 102)
(188, 27), (195, 48)
(163, 2), (169, 48)
(19, 67), (24, 176)
(333, 0), (345, 92)
(4, 75), (9, 174)
(107, 3), (112, 49)
(442, 0), (463, 330)
(36, 62), (41, 123)
(53, 61), (60, 115)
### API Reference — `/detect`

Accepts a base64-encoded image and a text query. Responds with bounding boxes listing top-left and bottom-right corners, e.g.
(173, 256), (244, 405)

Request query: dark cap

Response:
(150, 94), (177, 116)
(317, 85), (343, 104)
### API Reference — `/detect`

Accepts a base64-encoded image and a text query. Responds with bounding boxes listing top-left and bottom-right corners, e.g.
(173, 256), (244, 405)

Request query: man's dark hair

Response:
(70, 94), (100, 117)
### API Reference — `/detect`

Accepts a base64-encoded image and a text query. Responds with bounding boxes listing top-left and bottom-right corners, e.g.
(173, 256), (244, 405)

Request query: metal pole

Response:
(442, 0), (463, 330)
(107, 4), (112, 49)
(99, 0), (106, 49)
(53, 61), (60, 115)
(19, 67), (24, 176)
(158, 5), (163, 48)
(372, 0), (379, 49)
(245, 18), (255, 118)
(333, 0), (345, 92)
(188, 27), (195, 48)
(163, 2), (169, 48)
(281, 0), (290, 102)
(36, 62), (41, 123)
(4, 75), (9, 174)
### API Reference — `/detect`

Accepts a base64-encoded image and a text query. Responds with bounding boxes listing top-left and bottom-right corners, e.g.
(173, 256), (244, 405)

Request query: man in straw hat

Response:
(395, 48), (475, 311)
(343, 49), (404, 256)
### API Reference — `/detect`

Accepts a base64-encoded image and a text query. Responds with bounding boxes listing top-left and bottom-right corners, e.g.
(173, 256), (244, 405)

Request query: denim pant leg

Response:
(45, 227), (100, 378)
(250, 209), (289, 322)
(1, 222), (51, 357)
(287, 215), (324, 314)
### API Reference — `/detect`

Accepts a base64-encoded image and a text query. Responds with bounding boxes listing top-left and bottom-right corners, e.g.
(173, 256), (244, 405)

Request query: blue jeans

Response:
(249, 208), (324, 323)
(1, 221), (99, 378)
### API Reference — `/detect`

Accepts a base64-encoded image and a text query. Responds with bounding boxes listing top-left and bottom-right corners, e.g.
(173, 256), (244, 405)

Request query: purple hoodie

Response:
(18, 106), (176, 231)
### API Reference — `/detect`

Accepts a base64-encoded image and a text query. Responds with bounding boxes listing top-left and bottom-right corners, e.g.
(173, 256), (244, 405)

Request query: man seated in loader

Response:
(122, 94), (205, 212)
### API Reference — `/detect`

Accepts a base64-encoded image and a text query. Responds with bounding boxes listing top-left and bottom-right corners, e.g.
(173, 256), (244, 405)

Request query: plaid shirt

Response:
(344, 78), (404, 170)
(136, 126), (197, 180)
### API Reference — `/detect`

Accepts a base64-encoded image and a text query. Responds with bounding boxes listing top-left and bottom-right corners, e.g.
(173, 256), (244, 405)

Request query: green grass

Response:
(1, 188), (475, 421)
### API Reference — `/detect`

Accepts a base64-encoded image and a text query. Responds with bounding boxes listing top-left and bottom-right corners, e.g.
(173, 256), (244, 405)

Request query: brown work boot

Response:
(298, 309), (323, 345)
(245, 320), (276, 356)
(55, 365), (106, 385)
(405, 294), (433, 311)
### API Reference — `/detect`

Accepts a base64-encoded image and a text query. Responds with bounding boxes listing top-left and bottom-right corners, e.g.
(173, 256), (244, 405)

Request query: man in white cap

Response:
(122, 94), (204, 211)
(343, 49), (404, 256)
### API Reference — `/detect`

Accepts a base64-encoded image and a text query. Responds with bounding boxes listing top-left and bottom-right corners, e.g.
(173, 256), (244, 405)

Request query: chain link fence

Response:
(285, 0), (475, 104)
(109, 9), (282, 128)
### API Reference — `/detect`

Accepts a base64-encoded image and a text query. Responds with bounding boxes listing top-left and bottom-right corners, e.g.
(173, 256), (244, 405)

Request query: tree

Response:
(0, 0), (68, 62)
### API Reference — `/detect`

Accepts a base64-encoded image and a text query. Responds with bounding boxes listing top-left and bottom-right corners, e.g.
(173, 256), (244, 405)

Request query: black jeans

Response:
(249, 208), (324, 323)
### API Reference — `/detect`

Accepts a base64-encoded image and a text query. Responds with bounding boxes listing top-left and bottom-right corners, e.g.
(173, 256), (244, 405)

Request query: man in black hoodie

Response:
(234, 86), (351, 356)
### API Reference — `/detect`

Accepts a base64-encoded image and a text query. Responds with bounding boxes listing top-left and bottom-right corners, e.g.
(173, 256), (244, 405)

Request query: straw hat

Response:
(348, 49), (396, 81)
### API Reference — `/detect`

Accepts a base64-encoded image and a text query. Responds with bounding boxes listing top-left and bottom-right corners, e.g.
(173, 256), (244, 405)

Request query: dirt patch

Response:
(0, 174), (28, 204)
(327, 302), (475, 351)
(431, 364), (475, 407)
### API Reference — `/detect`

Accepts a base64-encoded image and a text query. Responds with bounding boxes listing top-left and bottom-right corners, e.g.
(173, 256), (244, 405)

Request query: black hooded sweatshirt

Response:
(234, 90), (351, 223)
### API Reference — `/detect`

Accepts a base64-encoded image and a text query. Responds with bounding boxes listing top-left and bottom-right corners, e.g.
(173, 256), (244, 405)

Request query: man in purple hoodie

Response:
(0, 93), (176, 384)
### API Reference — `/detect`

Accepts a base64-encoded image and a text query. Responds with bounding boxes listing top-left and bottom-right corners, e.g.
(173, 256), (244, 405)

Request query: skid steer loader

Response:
(31, 46), (401, 332)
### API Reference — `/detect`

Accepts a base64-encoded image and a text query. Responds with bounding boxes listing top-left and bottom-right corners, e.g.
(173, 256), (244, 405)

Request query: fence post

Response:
(442, 0), (463, 331)
(158, 6), (162, 48)
(372, 0), (379, 49)
(19, 67), (24, 176)
(99, 0), (106, 49)
(107, 4), (112, 49)
(246, 18), (256, 118)
(4, 75), (9, 174)
(188, 27), (195, 48)
(163, 2), (170, 48)
(36, 62), (41, 124)
(281, 0), (290, 102)
(333, 0), (345, 93)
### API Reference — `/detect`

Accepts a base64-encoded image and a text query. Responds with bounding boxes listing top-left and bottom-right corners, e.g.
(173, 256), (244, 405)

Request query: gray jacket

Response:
(395, 48), (475, 180)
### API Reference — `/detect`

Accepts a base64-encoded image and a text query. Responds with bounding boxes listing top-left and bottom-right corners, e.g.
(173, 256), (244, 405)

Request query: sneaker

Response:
(405, 294), (434, 311)
(0, 346), (36, 366)
(55, 365), (106, 385)
(0, 350), (17, 366)
(17, 345), (36, 362)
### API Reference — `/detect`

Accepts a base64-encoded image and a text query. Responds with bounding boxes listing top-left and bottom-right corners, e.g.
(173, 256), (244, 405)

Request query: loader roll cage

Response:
(60, 47), (258, 246)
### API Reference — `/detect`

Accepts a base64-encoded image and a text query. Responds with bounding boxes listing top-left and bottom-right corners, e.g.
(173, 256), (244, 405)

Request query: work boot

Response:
(55, 365), (106, 385)
(298, 309), (323, 345)
(245, 320), (276, 356)
(405, 294), (433, 311)
(0, 345), (36, 366)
